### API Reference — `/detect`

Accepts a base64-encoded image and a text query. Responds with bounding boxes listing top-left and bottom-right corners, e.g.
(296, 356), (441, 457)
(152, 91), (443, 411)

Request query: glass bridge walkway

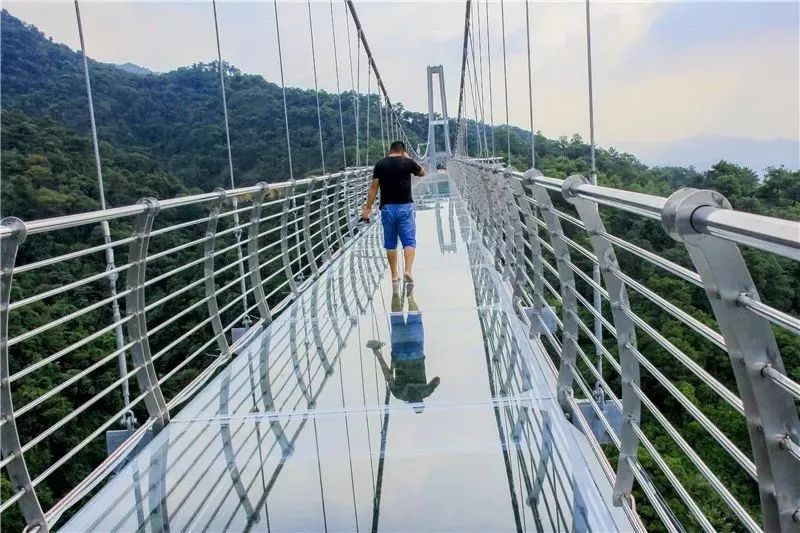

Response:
(62, 174), (636, 532)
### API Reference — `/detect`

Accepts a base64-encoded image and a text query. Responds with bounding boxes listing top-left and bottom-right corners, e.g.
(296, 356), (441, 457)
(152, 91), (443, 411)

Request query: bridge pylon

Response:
(426, 65), (452, 171)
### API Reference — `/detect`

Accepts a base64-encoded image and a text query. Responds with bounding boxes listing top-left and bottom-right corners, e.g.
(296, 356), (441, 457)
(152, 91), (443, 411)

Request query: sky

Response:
(4, 0), (799, 170)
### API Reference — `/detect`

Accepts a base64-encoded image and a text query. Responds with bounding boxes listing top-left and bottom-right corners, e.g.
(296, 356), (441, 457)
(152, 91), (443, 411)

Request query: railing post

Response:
(124, 198), (170, 431)
(344, 170), (357, 239)
(562, 174), (642, 507)
(247, 182), (272, 325)
(331, 173), (347, 254)
(0, 217), (48, 531)
(204, 189), (232, 358)
(510, 173), (549, 337)
(662, 188), (800, 530)
(523, 171), (580, 419)
(319, 175), (334, 265)
(302, 177), (320, 278)
(280, 180), (298, 295)
(499, 170), (528, 307)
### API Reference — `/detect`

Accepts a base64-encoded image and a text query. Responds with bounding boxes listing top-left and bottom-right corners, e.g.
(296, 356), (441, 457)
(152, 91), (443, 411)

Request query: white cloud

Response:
(4, 0), (798, 148)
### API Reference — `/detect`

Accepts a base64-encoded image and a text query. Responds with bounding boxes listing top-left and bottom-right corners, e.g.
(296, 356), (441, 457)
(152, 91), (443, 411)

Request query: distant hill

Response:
(113, 62), (154, 76)
(616, 135), (799, 177)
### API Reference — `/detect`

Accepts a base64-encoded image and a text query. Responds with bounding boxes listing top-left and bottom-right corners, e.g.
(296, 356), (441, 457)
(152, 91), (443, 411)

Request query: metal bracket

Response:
(247, 182), (272, 324)
(525, 171), (580, 418)
(0, 217), (48, 531)
(302, 177), (320, 278)
(280, 180), (298, 295)
(331, 173), (347, 254)
(318, 175), (334, 264)
(662, 187), (800, 530)
(205, 189), (231, 358)
(124, 198), (170, 431)
(562, 174), (641, 506)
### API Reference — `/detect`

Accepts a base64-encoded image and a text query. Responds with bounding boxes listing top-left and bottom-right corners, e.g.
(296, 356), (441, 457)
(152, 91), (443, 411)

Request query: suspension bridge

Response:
(1, 1), (799, 532)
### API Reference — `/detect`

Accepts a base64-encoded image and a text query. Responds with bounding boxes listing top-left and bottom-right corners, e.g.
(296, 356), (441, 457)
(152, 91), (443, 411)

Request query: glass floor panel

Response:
(63, 175), (635, 532)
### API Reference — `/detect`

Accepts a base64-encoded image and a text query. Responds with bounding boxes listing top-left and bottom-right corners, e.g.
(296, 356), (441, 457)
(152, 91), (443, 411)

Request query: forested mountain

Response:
(1, 9), (799, 532)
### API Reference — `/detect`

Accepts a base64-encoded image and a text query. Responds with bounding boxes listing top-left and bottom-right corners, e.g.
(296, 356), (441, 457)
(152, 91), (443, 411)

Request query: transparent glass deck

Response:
(64, 175), (634, 532)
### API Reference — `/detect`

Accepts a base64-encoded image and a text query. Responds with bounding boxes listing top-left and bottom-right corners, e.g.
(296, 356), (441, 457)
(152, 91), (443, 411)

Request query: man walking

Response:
(361, 141), (426, 283)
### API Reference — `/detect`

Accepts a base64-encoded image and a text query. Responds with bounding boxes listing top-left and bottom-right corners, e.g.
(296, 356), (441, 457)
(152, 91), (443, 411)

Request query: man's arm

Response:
(361, 178), (379, 221)
(373, 349), (394, 387)
(406, 153), (426, 177)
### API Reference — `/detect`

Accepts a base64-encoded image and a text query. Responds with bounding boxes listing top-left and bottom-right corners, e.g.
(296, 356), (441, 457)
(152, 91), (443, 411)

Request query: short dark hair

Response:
(389, 140), (405, 153)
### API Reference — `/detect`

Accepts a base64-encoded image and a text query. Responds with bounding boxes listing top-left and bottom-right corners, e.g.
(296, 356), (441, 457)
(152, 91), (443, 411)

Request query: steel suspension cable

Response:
(329, 0), (348, 170)
(584, 0), (604, 396)
(273, 0), (294, 179)
(467, 14), (485, 156)
(455, 0), (472, 154)
(585, 0), (598, 182)
(500, 0), (512, 164)
(466, 52), (483, 157)
(474, 0), (489, 155)
(378, 89), (386, 154)
(484, 0), (496, 157)
(307, 0), (326, 175)
(524, 0), (535, 168)
(74, 0), (130, 419)
(213, 0), (251, 323)
(355, 26), (362, 167)
(366, 65), (371, 165)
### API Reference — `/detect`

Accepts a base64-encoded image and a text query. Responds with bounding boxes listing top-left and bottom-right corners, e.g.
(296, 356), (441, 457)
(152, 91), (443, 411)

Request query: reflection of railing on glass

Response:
(0, 169), (375, 529)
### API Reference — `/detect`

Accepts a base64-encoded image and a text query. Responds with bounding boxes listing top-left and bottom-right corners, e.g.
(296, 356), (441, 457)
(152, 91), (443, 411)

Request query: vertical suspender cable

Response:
(74, 0), (130, 422)
(366, 66), (371, 166)
(343, 2), (410, 153)
(213, 0), (250, 324)
(344, 1), (357, 166)
(307, 0), (326, 175)
(524, 0), (535, 168)
(500, 0), (512, 165)
(585, 0), (604, 399)
(355, 29), (362, 167)
(484, 0), (496, 157)
(474, 0), (489, 155)
(585, 0), (598, 181)
(273, 0), (294, 179)
(329, 0), (348, 170)
(378, 90), (386, 154)
(455, 0), (472, 156)
(467, 15), (485, 157)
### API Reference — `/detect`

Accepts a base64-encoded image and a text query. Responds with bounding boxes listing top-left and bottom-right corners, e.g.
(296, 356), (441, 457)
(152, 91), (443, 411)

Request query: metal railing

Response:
(0, 168), (374, 532)
(447, 158), (800, 532)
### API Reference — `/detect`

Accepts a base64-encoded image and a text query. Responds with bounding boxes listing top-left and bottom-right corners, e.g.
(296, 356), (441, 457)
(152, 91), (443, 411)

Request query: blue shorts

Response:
(390, 312), (424, 361)
(380, 203), (416, 249)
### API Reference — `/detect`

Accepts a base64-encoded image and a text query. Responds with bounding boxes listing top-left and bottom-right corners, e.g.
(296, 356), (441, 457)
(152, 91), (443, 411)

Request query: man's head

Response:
(389, 140), (406, 155)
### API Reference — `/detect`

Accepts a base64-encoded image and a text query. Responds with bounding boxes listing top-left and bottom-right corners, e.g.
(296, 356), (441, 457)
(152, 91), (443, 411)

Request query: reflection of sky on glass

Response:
(4, 1), (798, 149)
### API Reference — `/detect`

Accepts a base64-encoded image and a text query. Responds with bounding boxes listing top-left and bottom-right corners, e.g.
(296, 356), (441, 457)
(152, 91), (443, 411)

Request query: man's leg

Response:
(398, 204), (417, 281)
(403, 246), (415, 279)
(387, 248), (399, 281)
(382, 205), (401, 281)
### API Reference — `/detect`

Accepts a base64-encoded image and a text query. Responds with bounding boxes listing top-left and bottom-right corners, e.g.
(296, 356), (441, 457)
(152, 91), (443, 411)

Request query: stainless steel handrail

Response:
(449, 157), (800, 533)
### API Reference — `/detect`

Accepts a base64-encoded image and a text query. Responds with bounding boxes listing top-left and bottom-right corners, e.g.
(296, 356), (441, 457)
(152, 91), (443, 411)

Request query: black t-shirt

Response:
(373, 156), (423, 207)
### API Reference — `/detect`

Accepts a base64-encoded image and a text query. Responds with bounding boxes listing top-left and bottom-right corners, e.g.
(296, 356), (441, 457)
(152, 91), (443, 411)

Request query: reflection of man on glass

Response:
(367, 286), (440, 413)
